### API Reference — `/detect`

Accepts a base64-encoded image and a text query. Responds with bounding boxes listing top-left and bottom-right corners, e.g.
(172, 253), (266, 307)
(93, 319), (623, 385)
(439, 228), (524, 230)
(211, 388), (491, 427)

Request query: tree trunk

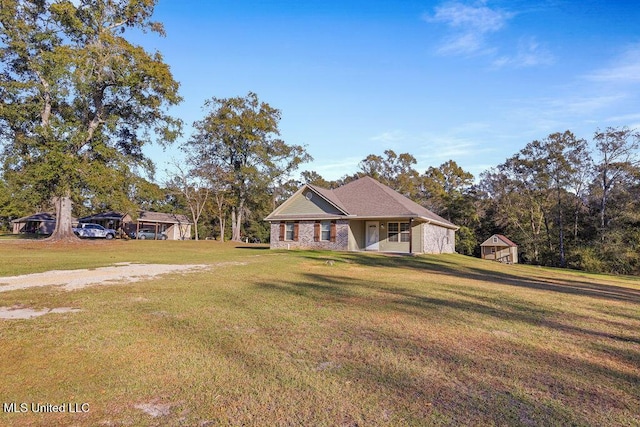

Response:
(218, 215), (226, 242)
(47, 193), (79, 241)
(557, 189), (566, 268)
(600, 189), (607, 242)
(191, 205), (199, 241)
(231, 207), (242, 241)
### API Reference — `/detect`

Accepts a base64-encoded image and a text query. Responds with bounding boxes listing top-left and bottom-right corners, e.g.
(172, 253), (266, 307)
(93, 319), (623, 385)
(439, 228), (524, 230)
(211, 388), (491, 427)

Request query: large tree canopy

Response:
(185, 92), (311, 242)
(0, 0), (181, 239)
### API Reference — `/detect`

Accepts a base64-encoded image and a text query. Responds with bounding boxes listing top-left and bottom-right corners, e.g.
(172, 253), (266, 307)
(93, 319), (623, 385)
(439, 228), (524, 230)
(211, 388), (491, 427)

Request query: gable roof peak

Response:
(481, 234), (518, 247)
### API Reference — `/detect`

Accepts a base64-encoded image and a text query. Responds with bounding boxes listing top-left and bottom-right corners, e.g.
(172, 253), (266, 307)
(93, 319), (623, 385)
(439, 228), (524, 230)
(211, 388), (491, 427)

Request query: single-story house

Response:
(265, 176), (458, 254)
(480, 234), (518, 263)
(12, 212), (57, 235)
(79, 211), (192, 240)
(134, 211), (192, 240)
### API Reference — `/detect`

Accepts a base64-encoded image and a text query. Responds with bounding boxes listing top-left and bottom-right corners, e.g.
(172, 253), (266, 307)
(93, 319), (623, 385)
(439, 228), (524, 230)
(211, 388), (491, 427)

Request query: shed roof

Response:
(480, 234), (518, 247)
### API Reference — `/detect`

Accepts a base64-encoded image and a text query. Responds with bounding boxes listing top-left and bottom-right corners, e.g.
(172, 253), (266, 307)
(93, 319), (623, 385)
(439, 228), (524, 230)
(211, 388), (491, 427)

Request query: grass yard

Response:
(0, 240), (638, 426)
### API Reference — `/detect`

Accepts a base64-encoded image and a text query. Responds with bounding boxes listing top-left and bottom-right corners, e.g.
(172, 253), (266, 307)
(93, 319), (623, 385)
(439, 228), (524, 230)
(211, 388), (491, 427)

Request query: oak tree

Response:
(0, 0), (181, 240)
(185, 92), (311, 241)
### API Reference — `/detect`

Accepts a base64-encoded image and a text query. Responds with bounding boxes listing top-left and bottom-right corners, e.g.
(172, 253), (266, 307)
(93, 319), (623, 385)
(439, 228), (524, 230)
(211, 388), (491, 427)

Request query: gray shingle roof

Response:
(78, 211), (190, 224)
(11, 212), (56, 223)
(268, 176), (457, 229)
(139, 211), (191, 224)
(79, 211), (126, 221)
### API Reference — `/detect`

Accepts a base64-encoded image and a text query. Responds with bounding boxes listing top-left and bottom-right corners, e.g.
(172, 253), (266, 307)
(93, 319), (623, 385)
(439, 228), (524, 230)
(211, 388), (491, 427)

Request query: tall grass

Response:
(0, 241), (638, 426)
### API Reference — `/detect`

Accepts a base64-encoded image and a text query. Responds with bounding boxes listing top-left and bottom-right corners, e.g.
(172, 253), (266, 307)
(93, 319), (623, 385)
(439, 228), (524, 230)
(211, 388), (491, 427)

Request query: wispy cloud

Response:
(425, 1), (514, 56)
(604, 112), (640, 124)
(492, 37), (554, 68)
(313, 156), (364, 179)
(585, 44), (640, 84)
(370, 130), (407, 143)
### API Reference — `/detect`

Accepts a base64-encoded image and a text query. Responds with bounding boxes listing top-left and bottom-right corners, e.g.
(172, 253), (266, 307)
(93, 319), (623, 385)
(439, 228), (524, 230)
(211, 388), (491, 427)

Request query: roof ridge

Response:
(331, 176), (456, 228)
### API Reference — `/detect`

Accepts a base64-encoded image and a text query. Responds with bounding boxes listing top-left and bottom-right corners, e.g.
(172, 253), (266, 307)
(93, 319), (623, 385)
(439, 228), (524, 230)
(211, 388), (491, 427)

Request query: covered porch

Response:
(347, 218), (455, 254)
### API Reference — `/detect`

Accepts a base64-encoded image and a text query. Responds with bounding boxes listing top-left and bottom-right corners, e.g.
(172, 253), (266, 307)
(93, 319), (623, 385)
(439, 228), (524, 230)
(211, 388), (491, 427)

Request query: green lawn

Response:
(0, 240), (638, 426)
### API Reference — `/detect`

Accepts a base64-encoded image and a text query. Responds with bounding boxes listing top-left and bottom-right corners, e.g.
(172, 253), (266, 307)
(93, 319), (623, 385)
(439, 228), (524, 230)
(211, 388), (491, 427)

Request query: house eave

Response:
(265, 214), (458, 230)
(265, 214), (346, 222)
(345, 215), (459, 230)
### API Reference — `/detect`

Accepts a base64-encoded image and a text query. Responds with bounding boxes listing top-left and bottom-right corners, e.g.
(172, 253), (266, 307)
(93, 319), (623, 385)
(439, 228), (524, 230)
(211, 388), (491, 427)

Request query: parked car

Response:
(129, 229), (168, 240)
(73, 223), (117, 239)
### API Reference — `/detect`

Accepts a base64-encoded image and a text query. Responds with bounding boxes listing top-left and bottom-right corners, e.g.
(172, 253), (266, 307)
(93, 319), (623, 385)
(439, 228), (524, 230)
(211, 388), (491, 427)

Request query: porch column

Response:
(409, 218), (413, 254)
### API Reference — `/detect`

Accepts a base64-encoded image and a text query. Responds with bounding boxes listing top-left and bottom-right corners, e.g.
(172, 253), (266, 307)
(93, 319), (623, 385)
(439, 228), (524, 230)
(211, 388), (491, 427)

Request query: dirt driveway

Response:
(0, 262), (226, 319)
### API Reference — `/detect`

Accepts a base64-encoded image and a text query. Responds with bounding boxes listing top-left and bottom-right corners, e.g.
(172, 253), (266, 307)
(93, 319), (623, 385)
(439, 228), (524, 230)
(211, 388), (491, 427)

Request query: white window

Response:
(400, 223), (410, 242)
(285, 222), (295, 241)
(321, 221), (331, 241)
(388, 222), (399, 242)
(388, 222), (410, 242)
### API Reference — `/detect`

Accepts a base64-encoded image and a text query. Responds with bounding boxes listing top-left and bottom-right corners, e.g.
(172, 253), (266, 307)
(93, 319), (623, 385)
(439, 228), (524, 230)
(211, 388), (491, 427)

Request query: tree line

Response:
(289, 127), (639, 275)
(166, 106), (640, 276)
(1, 1), (639, 274)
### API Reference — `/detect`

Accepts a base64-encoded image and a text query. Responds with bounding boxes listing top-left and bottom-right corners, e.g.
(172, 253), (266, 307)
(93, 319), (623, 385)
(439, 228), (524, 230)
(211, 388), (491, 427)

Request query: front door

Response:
(365, 221), (379, 251)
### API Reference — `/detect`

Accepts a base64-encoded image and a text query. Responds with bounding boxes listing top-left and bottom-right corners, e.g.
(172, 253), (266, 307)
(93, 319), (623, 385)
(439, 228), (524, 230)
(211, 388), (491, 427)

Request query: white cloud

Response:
(370, 130), (407, 143)
(585, 44), (640, 84)
(429, 1), (511, 33)
(604, 112), (640, 123)
(425, 1), (514, 56)
(492, 37), (554, 68)
(312, 156), (363, 180)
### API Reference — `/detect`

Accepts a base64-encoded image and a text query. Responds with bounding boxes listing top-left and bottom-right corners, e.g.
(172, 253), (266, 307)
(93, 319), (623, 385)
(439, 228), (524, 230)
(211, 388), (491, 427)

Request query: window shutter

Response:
(279, 222), (285, 241)
(313, 221), (320, 242)
(293, 222), (299, 241)
(330, 221), (336, 242)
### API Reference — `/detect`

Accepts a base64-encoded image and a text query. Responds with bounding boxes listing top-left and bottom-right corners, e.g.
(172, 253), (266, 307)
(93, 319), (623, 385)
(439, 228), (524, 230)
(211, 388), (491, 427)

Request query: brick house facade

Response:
(269, 220), (350, 250)
(265, 176), (458, 254)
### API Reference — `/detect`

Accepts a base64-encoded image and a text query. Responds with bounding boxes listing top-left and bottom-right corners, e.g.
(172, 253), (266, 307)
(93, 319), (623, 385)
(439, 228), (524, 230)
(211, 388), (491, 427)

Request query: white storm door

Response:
(365, 221), (379, 251)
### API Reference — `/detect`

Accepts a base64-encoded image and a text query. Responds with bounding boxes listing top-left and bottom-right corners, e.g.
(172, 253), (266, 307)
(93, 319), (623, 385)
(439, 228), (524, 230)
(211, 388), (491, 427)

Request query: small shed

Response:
(480, 234), (518, 264)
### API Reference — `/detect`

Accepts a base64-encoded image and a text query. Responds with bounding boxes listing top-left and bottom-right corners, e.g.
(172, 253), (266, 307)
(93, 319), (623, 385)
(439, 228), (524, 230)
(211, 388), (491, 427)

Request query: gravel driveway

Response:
(0, 262), (219, 319)
(0, 262), (211, 292)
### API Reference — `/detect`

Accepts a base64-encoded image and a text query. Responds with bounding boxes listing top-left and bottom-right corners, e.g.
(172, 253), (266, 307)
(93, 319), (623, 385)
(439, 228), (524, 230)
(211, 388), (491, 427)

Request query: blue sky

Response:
(139, 0), (640, 183)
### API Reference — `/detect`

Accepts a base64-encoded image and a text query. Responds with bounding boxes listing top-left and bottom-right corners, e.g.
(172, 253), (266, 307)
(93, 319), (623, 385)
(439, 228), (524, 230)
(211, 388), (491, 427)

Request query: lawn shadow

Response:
(251, 270), (639, 424)
(235, 246), (270, 250)
(313, 252), (640, 304)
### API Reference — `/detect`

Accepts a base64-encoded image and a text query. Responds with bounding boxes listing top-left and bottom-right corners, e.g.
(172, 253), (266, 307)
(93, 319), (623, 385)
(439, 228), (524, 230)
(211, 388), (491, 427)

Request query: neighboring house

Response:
(79, 211), (192, 240)
(480, 234), (518, 264)
(265, 176), (458, 254)
(11, 212), (57, 235)
(133, 211), (192, 240)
